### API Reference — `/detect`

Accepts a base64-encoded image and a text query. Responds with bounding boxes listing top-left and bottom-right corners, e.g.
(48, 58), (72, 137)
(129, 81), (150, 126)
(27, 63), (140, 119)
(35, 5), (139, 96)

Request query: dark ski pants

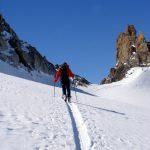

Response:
(62, 82), (71, 98)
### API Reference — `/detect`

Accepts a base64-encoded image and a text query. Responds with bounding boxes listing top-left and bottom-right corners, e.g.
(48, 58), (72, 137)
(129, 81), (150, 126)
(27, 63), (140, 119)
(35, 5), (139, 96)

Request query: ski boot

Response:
(62, 95), (67, 102)
(67, 96), (71, 103)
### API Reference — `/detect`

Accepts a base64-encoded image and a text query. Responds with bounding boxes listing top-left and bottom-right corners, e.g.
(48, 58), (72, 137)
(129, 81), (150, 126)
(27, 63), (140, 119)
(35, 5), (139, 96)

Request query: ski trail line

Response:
(67, 102), (92, 150)
(67, 103), (81, 150)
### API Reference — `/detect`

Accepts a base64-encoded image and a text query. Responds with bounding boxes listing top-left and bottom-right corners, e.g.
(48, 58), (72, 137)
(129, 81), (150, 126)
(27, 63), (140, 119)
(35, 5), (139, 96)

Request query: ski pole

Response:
(74, 81), (77, 101)
(75, 88), (77, 101)
(54, 83), (55, 97)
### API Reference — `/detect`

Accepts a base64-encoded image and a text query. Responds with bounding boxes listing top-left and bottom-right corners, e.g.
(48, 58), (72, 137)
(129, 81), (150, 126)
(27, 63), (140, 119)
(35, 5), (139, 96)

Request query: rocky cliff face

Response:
(0, 14), (55, 75)
(101, 25), (150, 84)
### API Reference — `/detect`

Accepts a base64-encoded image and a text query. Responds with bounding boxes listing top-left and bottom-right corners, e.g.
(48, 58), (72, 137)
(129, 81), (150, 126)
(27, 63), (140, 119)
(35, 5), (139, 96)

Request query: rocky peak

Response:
(101, 25), (150, 84)
(125, 25), (136, 37)
(0, 14), (55, 75)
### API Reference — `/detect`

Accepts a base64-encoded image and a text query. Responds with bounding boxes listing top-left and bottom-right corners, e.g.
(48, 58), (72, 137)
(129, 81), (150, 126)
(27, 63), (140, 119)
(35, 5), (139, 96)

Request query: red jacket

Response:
(53, 65), (74, 83)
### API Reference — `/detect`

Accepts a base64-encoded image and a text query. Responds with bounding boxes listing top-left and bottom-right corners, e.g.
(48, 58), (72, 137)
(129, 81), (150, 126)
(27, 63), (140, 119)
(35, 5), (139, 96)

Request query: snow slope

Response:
(0, 62), (150, 150)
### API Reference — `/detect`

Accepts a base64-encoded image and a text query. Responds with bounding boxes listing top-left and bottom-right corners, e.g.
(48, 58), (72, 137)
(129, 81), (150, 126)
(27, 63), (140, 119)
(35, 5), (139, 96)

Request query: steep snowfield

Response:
(0, 61), (150, 150)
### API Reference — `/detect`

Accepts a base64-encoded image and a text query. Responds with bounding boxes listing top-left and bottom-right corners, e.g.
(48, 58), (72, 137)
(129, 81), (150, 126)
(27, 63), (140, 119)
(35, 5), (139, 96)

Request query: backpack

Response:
(60, 64), (69, 82)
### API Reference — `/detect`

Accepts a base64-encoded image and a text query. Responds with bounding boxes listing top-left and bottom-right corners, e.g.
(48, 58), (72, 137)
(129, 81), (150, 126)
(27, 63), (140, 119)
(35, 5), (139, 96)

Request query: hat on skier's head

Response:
(60, 62), (68, 69)
(61, 62), (68, 67)
(55, 64), (59, 70)
(63, 62), (67, 66)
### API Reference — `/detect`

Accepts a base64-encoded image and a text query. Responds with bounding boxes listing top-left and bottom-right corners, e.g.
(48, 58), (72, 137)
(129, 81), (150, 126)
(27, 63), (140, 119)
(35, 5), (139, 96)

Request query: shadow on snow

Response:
(72, 101), (126, 116)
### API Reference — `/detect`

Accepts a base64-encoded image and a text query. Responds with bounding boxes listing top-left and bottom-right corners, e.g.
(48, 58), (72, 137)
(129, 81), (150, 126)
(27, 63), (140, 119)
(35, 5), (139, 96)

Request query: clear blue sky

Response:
(1, 0), (150, 83)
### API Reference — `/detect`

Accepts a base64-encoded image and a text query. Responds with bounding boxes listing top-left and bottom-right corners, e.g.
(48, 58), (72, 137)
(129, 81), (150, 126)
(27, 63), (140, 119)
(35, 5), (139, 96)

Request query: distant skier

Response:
(53, 62), (74, 102)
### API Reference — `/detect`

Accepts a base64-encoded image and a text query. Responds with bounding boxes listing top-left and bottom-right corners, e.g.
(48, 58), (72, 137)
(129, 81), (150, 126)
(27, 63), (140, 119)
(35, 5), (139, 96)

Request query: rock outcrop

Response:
(101, 25), (150, 84)
(73, 75), (90, 86)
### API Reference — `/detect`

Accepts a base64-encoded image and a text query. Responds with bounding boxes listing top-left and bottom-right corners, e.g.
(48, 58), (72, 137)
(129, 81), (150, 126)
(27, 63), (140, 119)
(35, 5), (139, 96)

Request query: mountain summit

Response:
(101, 25), (150, 84)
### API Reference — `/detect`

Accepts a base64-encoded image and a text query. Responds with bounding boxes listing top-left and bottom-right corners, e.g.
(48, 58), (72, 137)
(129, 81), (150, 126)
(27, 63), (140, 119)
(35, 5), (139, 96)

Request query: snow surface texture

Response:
(0, 61), (150, 150)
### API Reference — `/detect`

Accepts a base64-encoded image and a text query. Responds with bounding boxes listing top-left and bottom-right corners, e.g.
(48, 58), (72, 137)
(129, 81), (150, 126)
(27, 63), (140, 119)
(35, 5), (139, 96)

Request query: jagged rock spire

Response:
(101, 25), (150, 84)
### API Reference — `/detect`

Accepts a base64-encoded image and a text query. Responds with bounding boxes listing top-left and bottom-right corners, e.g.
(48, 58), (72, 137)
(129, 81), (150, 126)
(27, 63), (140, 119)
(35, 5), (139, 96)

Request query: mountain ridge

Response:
(0, 14), (90, 86)
(0, 14), (55, 75)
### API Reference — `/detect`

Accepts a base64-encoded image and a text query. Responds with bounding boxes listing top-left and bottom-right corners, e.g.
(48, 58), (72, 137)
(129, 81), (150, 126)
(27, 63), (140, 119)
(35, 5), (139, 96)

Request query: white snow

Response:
(20, 41), (30, 53)
(68, 103), (91, 150)
(0, 49), (13, 57)
(2, 31), (12, 40)
(0, 61), (150, 150)
(0, 60), (53, 86)
(21, 45), (29, 53)
(21, 42), (30, 47)
(131, 45), (136, 48)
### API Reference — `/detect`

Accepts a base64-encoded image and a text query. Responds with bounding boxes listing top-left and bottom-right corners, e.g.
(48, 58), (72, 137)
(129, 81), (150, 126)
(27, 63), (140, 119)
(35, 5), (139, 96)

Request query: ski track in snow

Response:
(67, 102), (91, 150)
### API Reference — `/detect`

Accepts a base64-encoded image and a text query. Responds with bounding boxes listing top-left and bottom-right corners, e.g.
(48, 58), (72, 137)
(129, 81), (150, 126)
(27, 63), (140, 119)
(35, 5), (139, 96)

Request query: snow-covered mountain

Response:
(0, 60), (150, 150)
(0, 14), (89, 86)
(0, 14), (55, 75)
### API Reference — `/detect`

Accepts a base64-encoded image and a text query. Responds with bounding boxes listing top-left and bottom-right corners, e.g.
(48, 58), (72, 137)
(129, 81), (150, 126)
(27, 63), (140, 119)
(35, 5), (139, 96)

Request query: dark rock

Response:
(74, 75), (90, 87)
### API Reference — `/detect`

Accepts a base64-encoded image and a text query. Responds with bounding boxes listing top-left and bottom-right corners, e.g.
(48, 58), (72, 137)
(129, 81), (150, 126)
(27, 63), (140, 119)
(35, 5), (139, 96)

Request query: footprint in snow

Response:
(0, 111), (4, 118)
(32, 122), (39, 125)
(6, 127), (14, 134)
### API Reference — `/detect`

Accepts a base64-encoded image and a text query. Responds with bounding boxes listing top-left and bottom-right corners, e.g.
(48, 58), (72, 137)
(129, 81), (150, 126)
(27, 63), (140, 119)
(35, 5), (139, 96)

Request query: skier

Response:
(53, 62), (74, 102)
